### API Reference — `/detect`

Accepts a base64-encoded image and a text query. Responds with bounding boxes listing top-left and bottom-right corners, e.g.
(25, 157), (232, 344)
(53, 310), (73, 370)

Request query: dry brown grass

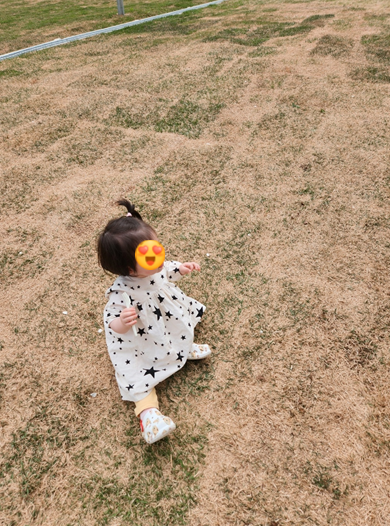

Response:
(1, 0), (390, 525)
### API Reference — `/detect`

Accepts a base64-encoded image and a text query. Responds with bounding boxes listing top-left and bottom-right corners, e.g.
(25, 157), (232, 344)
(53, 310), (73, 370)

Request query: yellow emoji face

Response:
(135, 240), (165, 270)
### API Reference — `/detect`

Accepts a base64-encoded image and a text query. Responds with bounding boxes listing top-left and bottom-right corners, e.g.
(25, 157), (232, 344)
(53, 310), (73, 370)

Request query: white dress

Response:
(103, 261), (206, 403)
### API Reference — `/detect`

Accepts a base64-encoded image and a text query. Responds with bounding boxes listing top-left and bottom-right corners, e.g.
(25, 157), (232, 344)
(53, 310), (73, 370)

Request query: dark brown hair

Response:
(97, 199), (157, 276)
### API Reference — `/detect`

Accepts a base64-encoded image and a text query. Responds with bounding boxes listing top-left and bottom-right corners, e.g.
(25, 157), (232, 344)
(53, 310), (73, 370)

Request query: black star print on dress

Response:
(196, 307), (204, 318)
(153, 307), (162, 320)
(144, 366), (160, 378)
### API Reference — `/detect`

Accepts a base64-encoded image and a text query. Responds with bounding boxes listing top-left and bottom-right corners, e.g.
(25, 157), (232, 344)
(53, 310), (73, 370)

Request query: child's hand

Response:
(179, 262), (200, 275)
(120, 307), (138, 327)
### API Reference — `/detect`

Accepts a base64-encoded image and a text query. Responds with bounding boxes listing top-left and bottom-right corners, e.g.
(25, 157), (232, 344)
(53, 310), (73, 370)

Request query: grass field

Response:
(0, 0), (210, 54)
(1, 0), (390, 524)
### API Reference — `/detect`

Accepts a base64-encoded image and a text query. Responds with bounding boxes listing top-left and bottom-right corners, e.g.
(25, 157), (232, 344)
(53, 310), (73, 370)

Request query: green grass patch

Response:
(350, 30), (390, 83)
(204, 22), (303, 46)
(113, 98), (225, 138)
(155, 99), (225, 137)
(304, 462), (347, 501)
(310, 34), (353, 58)
(0, 68), (22, 77)
(302, 14), (335, 26)
(119, 9), (216, 37)
(364, 12), (390, 27)
(248, 46), (277, 57)
(343, 330), (377, 368)
(362, 32), (390, 63)
(204, 14), (334, 47)
(0, 0), (212, 53)
(350, 65), (390, 83)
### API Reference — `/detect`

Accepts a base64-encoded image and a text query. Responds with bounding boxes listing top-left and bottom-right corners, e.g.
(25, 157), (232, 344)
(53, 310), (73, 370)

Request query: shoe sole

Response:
(187, 350), (212, 360)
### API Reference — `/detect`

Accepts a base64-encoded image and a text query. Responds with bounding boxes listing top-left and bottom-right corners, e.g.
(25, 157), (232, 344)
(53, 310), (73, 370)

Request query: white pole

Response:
(117, 0), (125, 15)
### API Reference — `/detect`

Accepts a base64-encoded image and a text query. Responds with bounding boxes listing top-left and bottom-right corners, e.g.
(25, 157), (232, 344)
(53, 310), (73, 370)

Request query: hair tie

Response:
(126, 213), (132, 217)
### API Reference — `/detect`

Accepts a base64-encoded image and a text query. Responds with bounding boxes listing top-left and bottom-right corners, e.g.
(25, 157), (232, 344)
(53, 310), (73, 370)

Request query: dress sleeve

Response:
(165, 260), (183, 282)
(104, 292), (127, 332)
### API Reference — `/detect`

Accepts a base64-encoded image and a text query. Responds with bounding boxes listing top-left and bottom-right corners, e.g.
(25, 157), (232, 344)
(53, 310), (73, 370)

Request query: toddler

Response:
(98, 199), (211, 444)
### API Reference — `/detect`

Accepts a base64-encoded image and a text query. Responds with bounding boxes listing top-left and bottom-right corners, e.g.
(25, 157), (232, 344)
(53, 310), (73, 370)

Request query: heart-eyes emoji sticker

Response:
(135, 240), (165, 270)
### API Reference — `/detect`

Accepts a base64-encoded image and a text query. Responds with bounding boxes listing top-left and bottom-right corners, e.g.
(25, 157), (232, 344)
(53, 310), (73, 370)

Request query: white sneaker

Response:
(140, 408), (176, 444)
(187, 343), (212, 360)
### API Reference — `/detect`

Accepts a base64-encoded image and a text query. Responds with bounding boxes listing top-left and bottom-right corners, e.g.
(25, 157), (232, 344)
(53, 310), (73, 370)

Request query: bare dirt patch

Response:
(1, 0), (390, 525)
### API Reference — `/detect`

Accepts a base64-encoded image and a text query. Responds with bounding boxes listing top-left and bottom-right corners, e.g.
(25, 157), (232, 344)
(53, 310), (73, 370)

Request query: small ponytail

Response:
(116, 199), (143, 221)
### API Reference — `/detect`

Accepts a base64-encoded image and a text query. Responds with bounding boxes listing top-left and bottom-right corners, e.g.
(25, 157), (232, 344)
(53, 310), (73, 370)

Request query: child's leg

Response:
(135, 388), (176, 444)
(134, 388), (159, 417)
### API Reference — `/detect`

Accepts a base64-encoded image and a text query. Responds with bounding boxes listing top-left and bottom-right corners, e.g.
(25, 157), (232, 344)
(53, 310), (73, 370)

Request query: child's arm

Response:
(109, 307), (137, 334)
(165, 260), (200, 281)
(179, 262), (200, 275)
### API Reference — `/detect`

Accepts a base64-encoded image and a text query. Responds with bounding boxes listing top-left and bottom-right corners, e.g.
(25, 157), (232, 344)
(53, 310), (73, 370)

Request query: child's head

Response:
(98, 199), (157, 277)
